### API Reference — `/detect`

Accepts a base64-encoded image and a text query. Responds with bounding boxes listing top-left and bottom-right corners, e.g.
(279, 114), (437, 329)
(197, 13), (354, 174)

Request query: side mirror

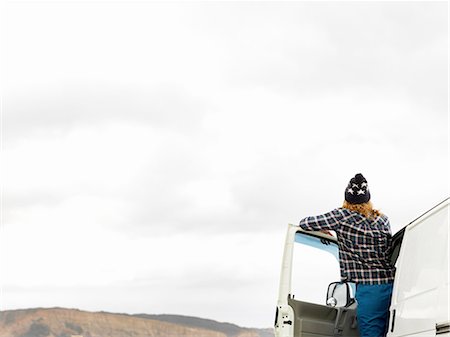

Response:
(326, 282), (354, 308)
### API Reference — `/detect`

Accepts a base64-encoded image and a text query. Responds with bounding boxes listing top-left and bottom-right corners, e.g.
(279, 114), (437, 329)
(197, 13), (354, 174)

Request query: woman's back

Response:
(334, 208), (396, 284)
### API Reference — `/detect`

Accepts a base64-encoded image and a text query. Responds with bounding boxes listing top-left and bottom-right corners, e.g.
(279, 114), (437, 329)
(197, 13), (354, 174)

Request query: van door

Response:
(287, 297), (359, 337)
(275, 226), (360, 337)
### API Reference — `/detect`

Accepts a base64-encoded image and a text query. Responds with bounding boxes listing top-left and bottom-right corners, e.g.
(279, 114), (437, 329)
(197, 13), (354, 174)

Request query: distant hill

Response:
(134, 314), (274, 337)
(0, 308), (274, 337)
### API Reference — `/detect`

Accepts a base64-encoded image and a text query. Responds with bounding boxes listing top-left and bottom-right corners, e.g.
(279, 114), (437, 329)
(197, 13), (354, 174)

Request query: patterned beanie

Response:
(345, 173), (371, 204)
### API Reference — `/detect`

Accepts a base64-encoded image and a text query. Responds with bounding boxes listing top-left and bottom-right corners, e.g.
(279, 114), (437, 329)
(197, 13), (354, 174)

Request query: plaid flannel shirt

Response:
(299, 208), (396, 285)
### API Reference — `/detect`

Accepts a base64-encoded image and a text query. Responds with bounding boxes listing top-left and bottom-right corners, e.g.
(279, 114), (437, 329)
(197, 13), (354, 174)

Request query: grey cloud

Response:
(4, 190), (66, 217)
(50, 107), (445, 237)
(223, 2), (447, 112)
(120, 150), (338, 235)
(4, 82), (208, 142)
(4, 1), (447, 234)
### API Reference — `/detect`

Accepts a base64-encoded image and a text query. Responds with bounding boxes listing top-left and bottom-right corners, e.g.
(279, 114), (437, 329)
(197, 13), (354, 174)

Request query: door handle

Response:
(391, 309), (396, 333)
(436, 321), (450, 335)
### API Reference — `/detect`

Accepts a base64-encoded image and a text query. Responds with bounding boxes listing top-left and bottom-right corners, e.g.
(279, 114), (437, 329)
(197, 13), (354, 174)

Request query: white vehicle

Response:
(274, 198), (449, 337)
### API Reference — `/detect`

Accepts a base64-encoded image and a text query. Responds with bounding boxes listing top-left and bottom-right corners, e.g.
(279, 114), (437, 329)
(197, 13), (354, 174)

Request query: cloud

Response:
(2, 231), (284, 327)
(222, 2), (447, 112)
(4, 82), (208, 142)
(4, 87), (448, 236)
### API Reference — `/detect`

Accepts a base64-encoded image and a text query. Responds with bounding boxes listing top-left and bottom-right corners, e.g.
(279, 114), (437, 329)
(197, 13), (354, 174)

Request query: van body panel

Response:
(388, 200), (449, 337)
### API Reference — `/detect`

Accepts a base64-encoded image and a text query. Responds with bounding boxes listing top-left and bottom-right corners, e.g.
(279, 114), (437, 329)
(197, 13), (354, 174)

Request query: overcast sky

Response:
(0, 0), (448, 329)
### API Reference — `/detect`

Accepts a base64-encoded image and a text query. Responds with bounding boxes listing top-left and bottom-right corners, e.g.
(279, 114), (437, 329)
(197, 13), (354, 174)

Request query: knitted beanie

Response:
(345, 173), (371, 204)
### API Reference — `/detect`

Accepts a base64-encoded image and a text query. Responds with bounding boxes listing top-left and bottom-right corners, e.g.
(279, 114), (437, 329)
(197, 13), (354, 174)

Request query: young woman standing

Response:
(298, 173), (396, 337)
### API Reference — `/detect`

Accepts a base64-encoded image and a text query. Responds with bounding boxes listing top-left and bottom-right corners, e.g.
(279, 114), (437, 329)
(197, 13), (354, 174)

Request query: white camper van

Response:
(274, 198), (449, 337)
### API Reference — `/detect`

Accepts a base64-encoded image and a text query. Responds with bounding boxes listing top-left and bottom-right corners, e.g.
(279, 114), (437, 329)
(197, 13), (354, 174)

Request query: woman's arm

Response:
(298, 208), (343, 231)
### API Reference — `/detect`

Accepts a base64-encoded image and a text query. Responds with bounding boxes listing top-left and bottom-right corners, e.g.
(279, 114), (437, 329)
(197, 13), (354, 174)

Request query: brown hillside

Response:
(0, 308), (271, 337)
(0, 308), (227, 337)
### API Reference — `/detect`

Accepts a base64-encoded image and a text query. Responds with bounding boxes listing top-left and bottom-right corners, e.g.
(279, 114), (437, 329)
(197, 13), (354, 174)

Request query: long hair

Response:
(342, 200), (382, 220)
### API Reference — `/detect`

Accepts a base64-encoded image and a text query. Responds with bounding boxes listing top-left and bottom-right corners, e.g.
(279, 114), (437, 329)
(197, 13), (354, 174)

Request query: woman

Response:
(298, 173), (395, 337)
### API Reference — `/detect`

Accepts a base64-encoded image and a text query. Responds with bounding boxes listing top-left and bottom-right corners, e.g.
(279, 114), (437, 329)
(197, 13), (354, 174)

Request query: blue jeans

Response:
(355, 283), (393, 337)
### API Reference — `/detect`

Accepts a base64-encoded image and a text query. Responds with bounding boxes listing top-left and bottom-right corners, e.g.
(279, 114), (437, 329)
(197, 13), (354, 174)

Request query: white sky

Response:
(0, 0), (449, 328)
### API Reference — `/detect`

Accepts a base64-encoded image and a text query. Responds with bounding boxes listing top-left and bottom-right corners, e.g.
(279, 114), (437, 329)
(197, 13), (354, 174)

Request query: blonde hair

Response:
(342, 200), (382, 220)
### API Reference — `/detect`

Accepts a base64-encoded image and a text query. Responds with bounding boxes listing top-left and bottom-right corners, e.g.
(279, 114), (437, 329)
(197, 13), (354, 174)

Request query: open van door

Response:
(274, 225), (359, 337)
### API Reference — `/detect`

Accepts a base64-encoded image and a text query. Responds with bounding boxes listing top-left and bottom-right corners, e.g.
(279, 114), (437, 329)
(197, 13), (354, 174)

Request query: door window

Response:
(291, 232), (341, 305)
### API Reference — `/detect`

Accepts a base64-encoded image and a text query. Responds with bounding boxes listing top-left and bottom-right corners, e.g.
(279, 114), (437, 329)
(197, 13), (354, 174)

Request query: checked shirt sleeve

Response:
(298, 209), (343, 231)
